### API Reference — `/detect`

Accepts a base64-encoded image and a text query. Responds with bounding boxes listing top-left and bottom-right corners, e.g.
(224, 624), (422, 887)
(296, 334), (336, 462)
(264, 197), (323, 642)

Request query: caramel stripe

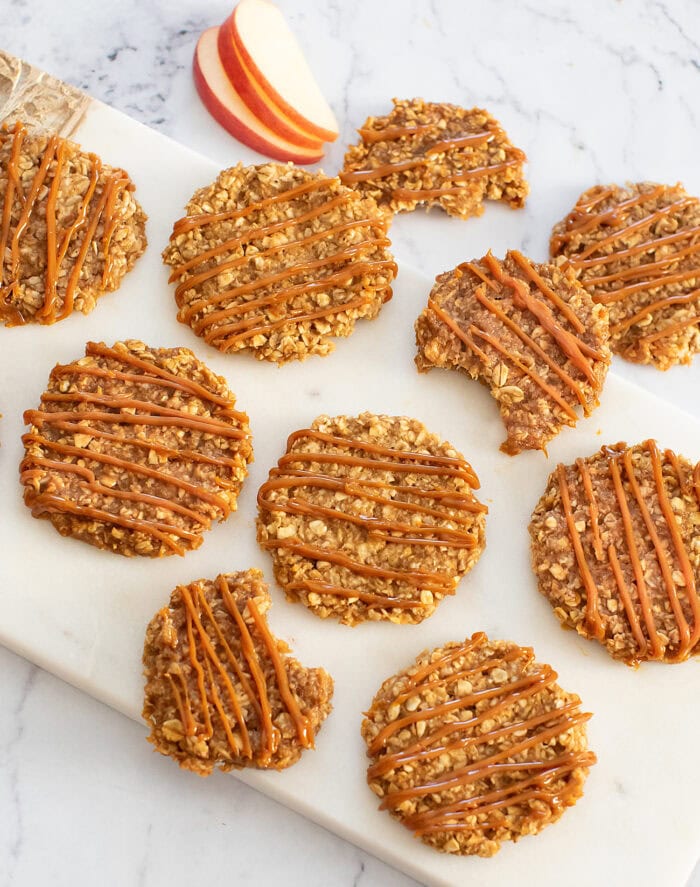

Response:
(172, 176), (331, 235)
(576, 459), (604, 561)
(584, 241), (700, 286)
(266, 537), (454, 594)
(622, 447), (691, 659)
(10, 135), (58, 281)
(551, 185), (667, 252)
(0, 123), (26, 288)
(647, 441), (700, 648)
(40, 140), (66, 319)
(607, 544), (648, 658)
(357, 124), (436, 143)
(219, 578), (279, 764)
(594, 265), (700, 305)
(557, 464), (605, 639)
(23, 432), (230, 514)
(183, 594), (214, 740)
(509, 250), (588, 336)
(390, 158), (523, 202)
(247, 599), (313, 748)
(637, 314), (700, 344)
(610, 289), (700, 335)
(286, 579), (422, 610)
(607, 454), (664, 658)
(427, 297), (488, 362)
(166, 671), (196, 737)
(573, 224), (700, 271)
(175, 217), (387, 302)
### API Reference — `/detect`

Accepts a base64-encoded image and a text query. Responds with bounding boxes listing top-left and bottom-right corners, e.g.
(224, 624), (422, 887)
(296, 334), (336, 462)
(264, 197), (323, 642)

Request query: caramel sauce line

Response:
(175, 218), (387, 302)
(570, 197), (694, 265)
(169, 193), (352, 280)
(470, 325), (579, 421)
(277, 451), (474, 481)
(0, 123), (26, 287)
(694, 463), (700, 506)
(26, 405), (245, 443)
(584, 240), (700, 287)
(23, 432), (230, 514)
(27, 493), (186, 554)
(551, 185), (667, 252)
(378, 712), (591, 808)
(473, 287), (588, 409)
(203, 655), (241, 756)
(369, 671), (557, 779)
(10, 136), (58, 281)
(610, 288), (700, 335)
(181, 238), (390, 321)
(576, 459), (604, 561)
(100, 174), (125, 285)
(647, 441), (700, 648)
(166, 671), (196, 737)
(357, 123), (436, 143)
(606, 544), (648, 659)
(189, 256), (396, 335)
(557, 465), (605, 639)
(368, 671), (552, 756)
(247, 599), (313, 748)
(183, 599), (214, 740)
(339, 131), (493, 183)
(214, 293), (376, 349)
(264, 537), (454, 594)
(427, 297), (488, 362)
(390, 158), (523, 202)
(21, 454), (211, 529)
(41, 140), (66, 319)
(220, 579), (279, 764)
(34, 390), (245, 439)
(637, 314), (700, 344)
(404, 633), (488, 687)
(573, 224), (700, 271)
(482, 254), (599, 384)
(171, 177), (332, 235)
(41, 418), (240, 469)
(593, 265), (700, 305)
(261, 472), (484, 522)
(286, 578), (422, 609)
(510, 250), (588, 336)
(195, 587), (254, 758)
(607, 455), (664, 658)
(408, 755), (595, 834)
(85, 342), (242, 413)
(285, 429), (477, 480)
(622, 447), (691, 658)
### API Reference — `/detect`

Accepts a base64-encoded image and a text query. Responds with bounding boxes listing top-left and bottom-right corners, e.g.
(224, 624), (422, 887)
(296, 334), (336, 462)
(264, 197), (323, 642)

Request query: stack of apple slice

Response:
(194, 0), (339, 163)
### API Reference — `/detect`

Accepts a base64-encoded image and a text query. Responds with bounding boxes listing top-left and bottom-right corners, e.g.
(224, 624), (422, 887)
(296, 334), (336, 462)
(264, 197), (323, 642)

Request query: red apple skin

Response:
(193, 30), (324, 165)
(217, 18), (324, 150)
(227, 8), (338, 144)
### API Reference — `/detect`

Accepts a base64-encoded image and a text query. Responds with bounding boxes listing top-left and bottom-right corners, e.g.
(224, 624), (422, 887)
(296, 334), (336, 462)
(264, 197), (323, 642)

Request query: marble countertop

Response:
(2, 2), (700, 885)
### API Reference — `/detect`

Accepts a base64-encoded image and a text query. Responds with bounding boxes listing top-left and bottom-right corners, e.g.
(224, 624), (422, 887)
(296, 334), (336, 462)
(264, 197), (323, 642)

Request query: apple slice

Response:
(228, 0), (339, 143)
(193, 27), (324, 165)
(217, 16), (323, 150)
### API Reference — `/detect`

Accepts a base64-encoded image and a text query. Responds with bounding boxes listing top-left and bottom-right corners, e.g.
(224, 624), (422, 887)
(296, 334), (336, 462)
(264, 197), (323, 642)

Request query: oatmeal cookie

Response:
(257, 412), (486, 625)
(340, 98), (528, 218)
(0, 120), (146, 326)
(550, 182), (700, 368)
(362, 632), (595, 857)
(415, 250), (611, 455)
(163, 162), (396, 363)
(530, 440), (700, 665)
(21, 340), (252, 557)
(143, 570), (334, 774)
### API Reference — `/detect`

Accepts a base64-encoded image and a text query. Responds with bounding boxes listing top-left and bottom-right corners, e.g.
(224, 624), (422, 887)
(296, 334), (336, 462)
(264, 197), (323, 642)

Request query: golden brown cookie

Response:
(0, 121), (146, 326)
(340, 98), (528, 218)
(550, 182), (700, 369)
(257, 412), (486, 625)
(362, 632), (595, 857)
(21, 340), (252, 557)
(415, 250), (611, 455)
(163, 162), (397, 363)
(143, 570), (334, 774)
(530, 440), (700, 665)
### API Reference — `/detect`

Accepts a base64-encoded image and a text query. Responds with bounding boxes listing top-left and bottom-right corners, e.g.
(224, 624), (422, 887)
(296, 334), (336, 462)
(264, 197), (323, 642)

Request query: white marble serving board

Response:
(1, 95), (700, 887)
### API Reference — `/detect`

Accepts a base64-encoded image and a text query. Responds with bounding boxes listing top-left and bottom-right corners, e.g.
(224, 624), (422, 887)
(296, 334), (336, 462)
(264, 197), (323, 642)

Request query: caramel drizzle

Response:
(556, 187), (700, 329)
(167, 177), (395, 350)
(356, 124), (436, 144)
(258, 428), (484, 609)
(171, 577), (313, 765)
(21, 345), (249, 552)
(0, 121), (133, 325)
(556, 441), (700, 662)
(368, 634), (594, 834)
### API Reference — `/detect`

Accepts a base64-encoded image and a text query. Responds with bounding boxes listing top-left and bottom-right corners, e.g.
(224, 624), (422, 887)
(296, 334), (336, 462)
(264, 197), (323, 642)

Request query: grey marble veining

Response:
(2, 2), (700, 885)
